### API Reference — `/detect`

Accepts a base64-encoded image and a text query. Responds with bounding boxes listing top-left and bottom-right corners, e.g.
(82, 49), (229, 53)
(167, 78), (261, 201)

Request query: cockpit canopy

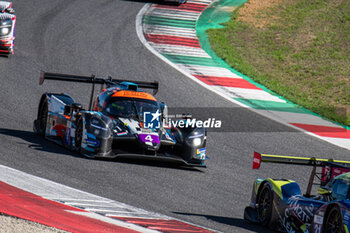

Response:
(329, 173), (350, 201)
(104, 97), (160, 121)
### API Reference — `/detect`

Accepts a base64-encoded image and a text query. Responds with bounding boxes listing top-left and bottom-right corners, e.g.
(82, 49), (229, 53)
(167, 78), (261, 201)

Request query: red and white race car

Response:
(0, 1), (15, 55)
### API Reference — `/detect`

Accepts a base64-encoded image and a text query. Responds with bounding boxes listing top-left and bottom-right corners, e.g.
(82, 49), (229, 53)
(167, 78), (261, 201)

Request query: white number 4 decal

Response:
(145, 135), (153, 142)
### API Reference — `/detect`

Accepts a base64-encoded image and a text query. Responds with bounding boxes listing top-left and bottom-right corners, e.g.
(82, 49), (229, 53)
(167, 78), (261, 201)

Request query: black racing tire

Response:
(323, 206), (345, 233)
(257, 183), (273, 226)
(38, 100), (48, 136)
(75, 118), (83, 153)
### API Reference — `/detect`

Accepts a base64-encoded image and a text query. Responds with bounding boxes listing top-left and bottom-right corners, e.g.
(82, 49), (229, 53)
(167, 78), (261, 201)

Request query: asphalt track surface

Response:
(0, 1), (349, 232)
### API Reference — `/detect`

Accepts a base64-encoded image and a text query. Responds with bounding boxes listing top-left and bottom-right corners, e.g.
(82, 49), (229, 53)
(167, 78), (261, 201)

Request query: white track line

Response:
(150, 44), (211, 57)
(144, 25), (198, 38)
(147, 8), (200, 20)
(215, 86), (286, 102)
(175, 64), (243, 78)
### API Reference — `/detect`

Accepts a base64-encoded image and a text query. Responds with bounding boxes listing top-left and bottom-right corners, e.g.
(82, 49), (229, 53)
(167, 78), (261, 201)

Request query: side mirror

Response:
(71, 103), (83, 110)
(64, 105), (71, 115)
(5, 8), (15, 14)
(64, 103), (83, 115)
(318, 187), (331, 195)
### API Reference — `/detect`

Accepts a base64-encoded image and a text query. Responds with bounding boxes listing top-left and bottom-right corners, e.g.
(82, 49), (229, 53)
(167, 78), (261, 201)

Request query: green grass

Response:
(207, 0), (350, 126)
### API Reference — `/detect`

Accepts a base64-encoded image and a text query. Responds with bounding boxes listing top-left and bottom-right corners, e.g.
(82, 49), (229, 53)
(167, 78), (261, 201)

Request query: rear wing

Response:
(253, 152), (350, 169)
(39, 71), (159, 110)
(40, 71), (159, 92)
(252, 152), (350, 196)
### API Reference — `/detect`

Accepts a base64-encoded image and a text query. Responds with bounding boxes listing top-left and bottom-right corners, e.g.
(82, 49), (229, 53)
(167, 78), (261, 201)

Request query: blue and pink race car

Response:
(34, 72), (208, 167)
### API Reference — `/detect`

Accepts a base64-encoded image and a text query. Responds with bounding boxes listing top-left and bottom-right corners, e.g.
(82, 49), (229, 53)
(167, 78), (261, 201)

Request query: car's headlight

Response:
(191, 137), (202, 147)
(90, 117), (109, 136)
(185, 128), (206, 147)
(0, 27), (10, 36)
(0, 19), (12, 36)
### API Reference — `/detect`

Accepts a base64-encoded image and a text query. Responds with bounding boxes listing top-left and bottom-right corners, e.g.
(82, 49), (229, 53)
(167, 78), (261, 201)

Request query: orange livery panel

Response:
(112, 90), (156, 101)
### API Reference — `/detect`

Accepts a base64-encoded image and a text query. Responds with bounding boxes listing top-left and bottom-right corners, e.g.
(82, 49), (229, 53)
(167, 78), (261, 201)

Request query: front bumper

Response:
(81, 135), (206, 167)
(110, 152), (207, 167)
(83, 141), (206, 167)
(0, 37), (14, 54)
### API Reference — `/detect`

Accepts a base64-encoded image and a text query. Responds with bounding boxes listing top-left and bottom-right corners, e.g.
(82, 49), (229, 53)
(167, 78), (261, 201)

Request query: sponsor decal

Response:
(138, 134), (160, 144)
(198, 148), (206, 153)
(313, 214), (323, 225)
(287, 197), (315, 223)
(196, 148), (206, 159)
(278, 197), (316, 233)
(117, 132), (128, 136)
(144, 110), (161, 129)
(253, 158), (260, 167)
(321, 166), (350, 185)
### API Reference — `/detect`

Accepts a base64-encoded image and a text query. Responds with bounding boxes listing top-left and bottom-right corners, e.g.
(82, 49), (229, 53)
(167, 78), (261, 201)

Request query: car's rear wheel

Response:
(257, 183), (273, 226)
(38, 100), (48, 136)
(323, 206), (345, 233)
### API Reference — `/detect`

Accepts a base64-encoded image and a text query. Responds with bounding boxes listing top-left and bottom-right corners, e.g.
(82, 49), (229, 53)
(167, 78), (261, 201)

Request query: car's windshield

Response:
(331, 178), (350, 200)
(104, 97), (159, 120)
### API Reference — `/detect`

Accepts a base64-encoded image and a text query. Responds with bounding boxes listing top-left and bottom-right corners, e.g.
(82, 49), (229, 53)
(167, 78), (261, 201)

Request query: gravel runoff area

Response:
(0, 213), (68, 233)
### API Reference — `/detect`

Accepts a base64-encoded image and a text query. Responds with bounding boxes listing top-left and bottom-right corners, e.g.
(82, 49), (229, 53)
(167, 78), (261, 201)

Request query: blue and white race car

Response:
(0, 1), (15, 55)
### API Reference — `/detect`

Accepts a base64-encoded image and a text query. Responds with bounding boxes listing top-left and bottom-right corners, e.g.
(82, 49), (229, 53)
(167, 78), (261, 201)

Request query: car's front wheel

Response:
(38, 100), (48, 136)
(75, 118), (83, 153)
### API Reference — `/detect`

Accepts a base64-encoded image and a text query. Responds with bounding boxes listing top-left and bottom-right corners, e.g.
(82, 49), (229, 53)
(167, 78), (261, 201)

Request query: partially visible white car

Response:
(0, 1), (15, 55)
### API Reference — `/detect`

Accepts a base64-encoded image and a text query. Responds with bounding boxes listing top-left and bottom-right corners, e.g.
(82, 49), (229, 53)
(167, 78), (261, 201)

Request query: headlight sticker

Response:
(86, 139), (100, 147)
(117, 131), (128, 136)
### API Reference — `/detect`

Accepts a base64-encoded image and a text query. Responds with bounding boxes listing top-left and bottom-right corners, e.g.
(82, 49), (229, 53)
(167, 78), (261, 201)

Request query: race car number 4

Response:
(145, 135), (153, 142)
